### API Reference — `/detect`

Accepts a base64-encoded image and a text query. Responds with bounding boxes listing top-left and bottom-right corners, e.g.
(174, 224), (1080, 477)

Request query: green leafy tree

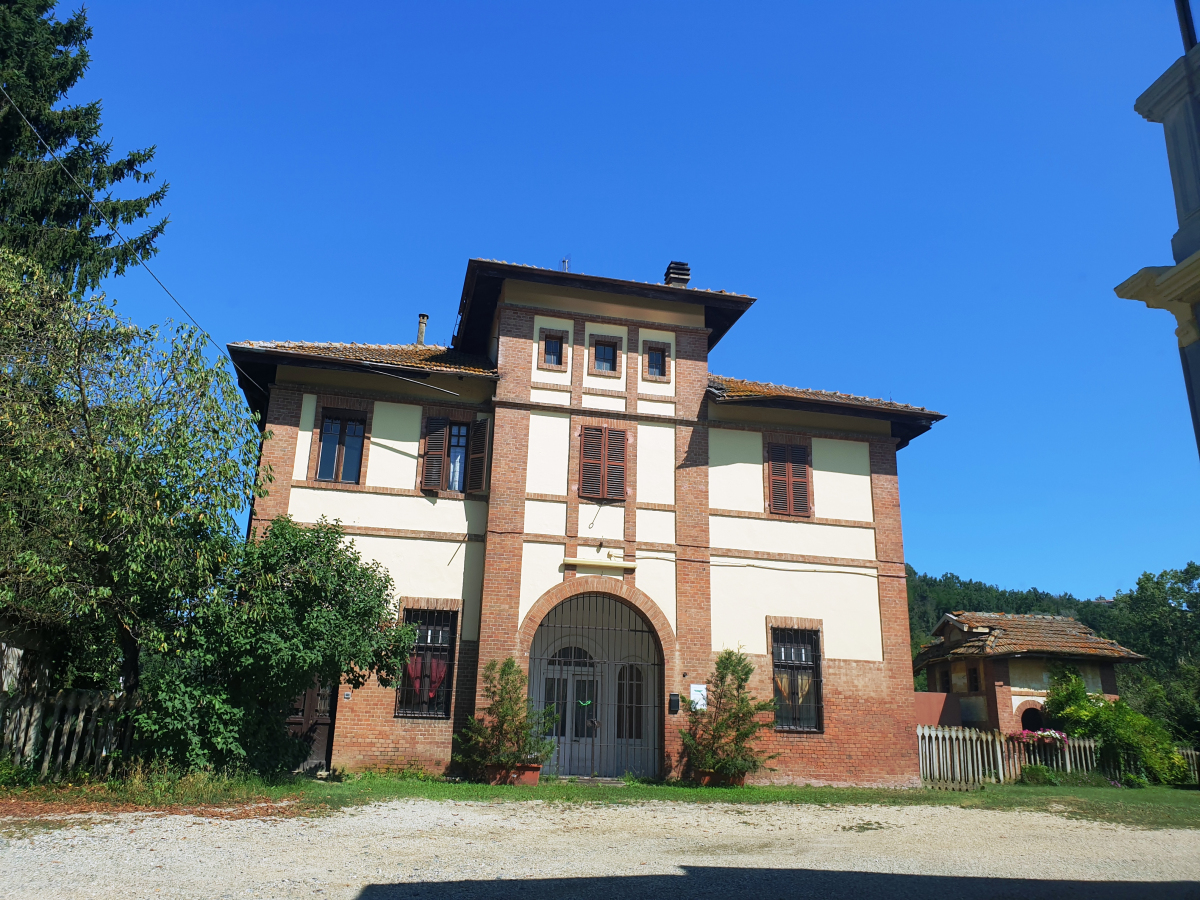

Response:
(136, 517), (417, 772)
(0, 250), (260, 692)
(680, 649), (777, 782)
(0, 1), (168, 292)
(1044, 669), (1189, 784)
(454, 657), (556, 779)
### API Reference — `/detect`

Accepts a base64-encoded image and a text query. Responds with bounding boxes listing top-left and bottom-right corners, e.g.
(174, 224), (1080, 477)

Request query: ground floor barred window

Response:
(772, 627), (823, 732)
(395, 609), (456, 718)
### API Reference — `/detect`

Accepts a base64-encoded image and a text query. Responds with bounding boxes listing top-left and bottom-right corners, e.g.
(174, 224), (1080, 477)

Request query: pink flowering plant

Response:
(1008, 729), (1069, 747)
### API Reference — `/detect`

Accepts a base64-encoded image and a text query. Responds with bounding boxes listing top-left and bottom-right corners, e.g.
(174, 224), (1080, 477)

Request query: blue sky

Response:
(78, 2), (1198, 599)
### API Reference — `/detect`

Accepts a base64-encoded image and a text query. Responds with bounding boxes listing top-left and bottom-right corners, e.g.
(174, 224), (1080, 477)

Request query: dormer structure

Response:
(230, 258), (943, 785)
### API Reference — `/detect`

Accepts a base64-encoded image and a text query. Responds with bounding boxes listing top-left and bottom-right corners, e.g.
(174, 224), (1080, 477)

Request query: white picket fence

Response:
(0, 690), (137, 781)
(917, 725), (1199, 789)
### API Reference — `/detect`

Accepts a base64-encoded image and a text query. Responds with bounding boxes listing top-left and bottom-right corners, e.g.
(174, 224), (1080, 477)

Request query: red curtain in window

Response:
(428, 658), (448, 698)
(406, 656), (423, 688)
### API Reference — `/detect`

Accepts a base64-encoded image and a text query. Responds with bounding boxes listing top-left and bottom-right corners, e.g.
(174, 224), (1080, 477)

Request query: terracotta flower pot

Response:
(484, 764), (542, 786)
(695, 771), (746, 787)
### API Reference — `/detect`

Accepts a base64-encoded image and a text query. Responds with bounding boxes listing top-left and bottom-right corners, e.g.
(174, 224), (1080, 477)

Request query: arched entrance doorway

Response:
(1021, 705), (1044, 731)
(529, 592), (663, 779)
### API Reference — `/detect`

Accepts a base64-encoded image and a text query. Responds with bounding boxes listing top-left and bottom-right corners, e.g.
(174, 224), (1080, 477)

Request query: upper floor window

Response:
(579, 425), (626, 500)
(316, 413), (365, 483)
(595, 342), (616, 371)
(772, 627), (822, 732)
(767, 442), (810, 516)
(422, 416), (490, 492)
(587, 335), (623, 378)
(538, 328), (569, 373)
(642, 340), (672, 383)
(968, 666), (981, 693)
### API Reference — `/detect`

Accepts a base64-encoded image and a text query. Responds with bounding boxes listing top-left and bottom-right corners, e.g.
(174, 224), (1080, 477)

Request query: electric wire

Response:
(0, 82), (268, 397)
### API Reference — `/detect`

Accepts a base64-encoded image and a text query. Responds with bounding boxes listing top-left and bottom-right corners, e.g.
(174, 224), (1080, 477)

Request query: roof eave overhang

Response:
(453, 258), (755, 355)
(708, 392), (945, 450)
(915, 648), (1146, 673)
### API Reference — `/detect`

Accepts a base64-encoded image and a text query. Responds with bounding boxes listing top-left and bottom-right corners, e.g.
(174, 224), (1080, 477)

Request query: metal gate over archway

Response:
(529, 592), (663, 779)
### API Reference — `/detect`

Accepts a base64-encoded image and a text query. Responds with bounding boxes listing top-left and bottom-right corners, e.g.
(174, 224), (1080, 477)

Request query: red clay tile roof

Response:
(913, 611), (1142, 672)
(229, 341), (498, 377)
(708, 375), (943, 418)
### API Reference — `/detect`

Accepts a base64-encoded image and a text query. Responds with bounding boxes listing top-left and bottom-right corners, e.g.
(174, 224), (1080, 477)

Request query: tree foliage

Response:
(0, 1), (168, 292)
(136, 517), (416, 773)
(0, 250), (258, 690)
(680, 649), (777, 781)
(1044, 669), (1189, 785)
(453, 657), (556, 779)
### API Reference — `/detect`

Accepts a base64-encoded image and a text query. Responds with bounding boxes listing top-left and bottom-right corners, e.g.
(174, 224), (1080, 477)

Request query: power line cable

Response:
(0, 82), (268, 397)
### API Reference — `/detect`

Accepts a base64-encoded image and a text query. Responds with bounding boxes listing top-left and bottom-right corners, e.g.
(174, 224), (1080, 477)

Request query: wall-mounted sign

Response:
(689, 684), (707, 710)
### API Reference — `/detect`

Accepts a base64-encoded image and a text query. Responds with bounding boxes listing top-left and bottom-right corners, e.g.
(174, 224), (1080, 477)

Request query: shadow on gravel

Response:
(356, 867), (1199, 900)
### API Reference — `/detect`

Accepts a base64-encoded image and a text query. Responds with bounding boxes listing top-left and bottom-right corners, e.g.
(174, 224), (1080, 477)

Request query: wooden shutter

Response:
(465, 418), (490, 492)
(605, 428), (626, 499)
(788, 444), (809, 515)
(768, 442), (810, 515)
(580, 426), (605, 498)
(421, 417), (449, 489)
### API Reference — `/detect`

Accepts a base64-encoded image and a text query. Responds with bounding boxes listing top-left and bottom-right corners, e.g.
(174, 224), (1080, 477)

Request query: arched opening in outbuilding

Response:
(1021, 706), (1044, 731)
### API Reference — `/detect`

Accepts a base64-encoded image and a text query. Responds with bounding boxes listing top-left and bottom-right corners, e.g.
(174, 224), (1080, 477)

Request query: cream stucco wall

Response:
(573, 544), (625, 580)
(1010, 658), (1103, 694)
(636, 328), (676, 398)
(811, 438), (873, 522)
(636, 423), (675, 505)
(636, 551), (677, 634)
(524, 500), (567, 536)
(364, 401), (421, 489)
(636, 508), (675, 544)
(579, 502), (624, 540)
(582, 322), (629, 393)
(581, 393), (626, 412)
(292, 394), (317, 480)
(288, 487), (487, 534)
(352, 535), (485, 640)
(710, 558), (882, 660)
(531, 314), (574, 387)
(637, 399), (675, 416)
(709, 514), (876, 561)
(526, 412), (571, 495)
(519, 541), (567, 625)
(504, 281), (706, 329)
(708, 428), (763, 512)
(530, 387), (571, 406)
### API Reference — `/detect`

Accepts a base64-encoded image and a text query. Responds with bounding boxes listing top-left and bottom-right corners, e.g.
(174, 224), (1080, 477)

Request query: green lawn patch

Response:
(3, 770), (1198, 830)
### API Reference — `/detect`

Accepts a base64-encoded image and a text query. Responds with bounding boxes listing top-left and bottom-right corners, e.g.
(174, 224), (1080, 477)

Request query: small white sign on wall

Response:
(689, 684), (707, 710)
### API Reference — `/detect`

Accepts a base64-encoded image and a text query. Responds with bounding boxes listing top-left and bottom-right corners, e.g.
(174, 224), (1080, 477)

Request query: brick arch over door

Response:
(1014, 698), (1045, 717)
(518, 576), (676, 662)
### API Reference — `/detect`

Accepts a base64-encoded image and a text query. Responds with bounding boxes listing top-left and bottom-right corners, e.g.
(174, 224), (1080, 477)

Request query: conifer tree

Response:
(0, 1), (168, 292)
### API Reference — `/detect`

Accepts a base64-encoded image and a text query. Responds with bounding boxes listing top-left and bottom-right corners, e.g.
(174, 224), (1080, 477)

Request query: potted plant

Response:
(681, 648), (778, 786)
(453, 657), (556, 785)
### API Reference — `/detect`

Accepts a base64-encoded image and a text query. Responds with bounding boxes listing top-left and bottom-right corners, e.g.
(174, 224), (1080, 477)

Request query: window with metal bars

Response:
(394, 609), (456, 718)
(772, 628), (822, 732)
(616, 665), (644, 740)
(316, 414), (366, 483)
(579, 426), (626, 500)
(767, 443), (810, 516)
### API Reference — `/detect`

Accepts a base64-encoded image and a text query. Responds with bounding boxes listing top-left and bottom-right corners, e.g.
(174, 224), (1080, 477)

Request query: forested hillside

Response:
(906, 563), (1200, 745)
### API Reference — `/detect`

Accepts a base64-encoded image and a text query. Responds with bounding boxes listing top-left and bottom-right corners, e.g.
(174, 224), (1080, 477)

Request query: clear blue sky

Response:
(78, 1), (1198, 599)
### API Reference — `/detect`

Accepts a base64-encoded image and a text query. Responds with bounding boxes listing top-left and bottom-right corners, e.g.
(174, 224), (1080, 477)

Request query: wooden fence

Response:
(918, 724), (1199, 789)
(0, 690), (136, 781)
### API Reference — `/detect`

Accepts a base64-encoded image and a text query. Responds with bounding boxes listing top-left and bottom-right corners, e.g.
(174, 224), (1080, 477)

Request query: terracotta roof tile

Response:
(229, 341), (498, 377)
(914, 611), (1142, 671)
(708, 374), (943, 417)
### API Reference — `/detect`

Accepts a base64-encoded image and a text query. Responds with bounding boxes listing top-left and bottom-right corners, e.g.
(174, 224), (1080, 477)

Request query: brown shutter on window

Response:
(580, 426), (605, 499)
(422, 417), (449, 489)
(789, 445), (809, 515)
(466, 418), (489, 493)
(605, 428), (626, 499)
(768, 443), (790, 514)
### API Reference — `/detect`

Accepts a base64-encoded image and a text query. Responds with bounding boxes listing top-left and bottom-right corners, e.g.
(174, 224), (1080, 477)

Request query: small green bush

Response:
(1121, 771), (1150, 789)
(453, 657), (556, 780)
(0, 753), (38, 788)
(680, 649), (778, 782)
(1018, 764), (1059, 786)
(1045, 670), (1190, 784)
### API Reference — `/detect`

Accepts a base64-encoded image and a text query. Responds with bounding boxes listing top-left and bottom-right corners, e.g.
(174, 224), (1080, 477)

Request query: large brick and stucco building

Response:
(230, 259), (943, 786)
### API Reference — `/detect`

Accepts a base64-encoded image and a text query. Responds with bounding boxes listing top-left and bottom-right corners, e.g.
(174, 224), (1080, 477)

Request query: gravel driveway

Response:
(2, 799), (1198, 900)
